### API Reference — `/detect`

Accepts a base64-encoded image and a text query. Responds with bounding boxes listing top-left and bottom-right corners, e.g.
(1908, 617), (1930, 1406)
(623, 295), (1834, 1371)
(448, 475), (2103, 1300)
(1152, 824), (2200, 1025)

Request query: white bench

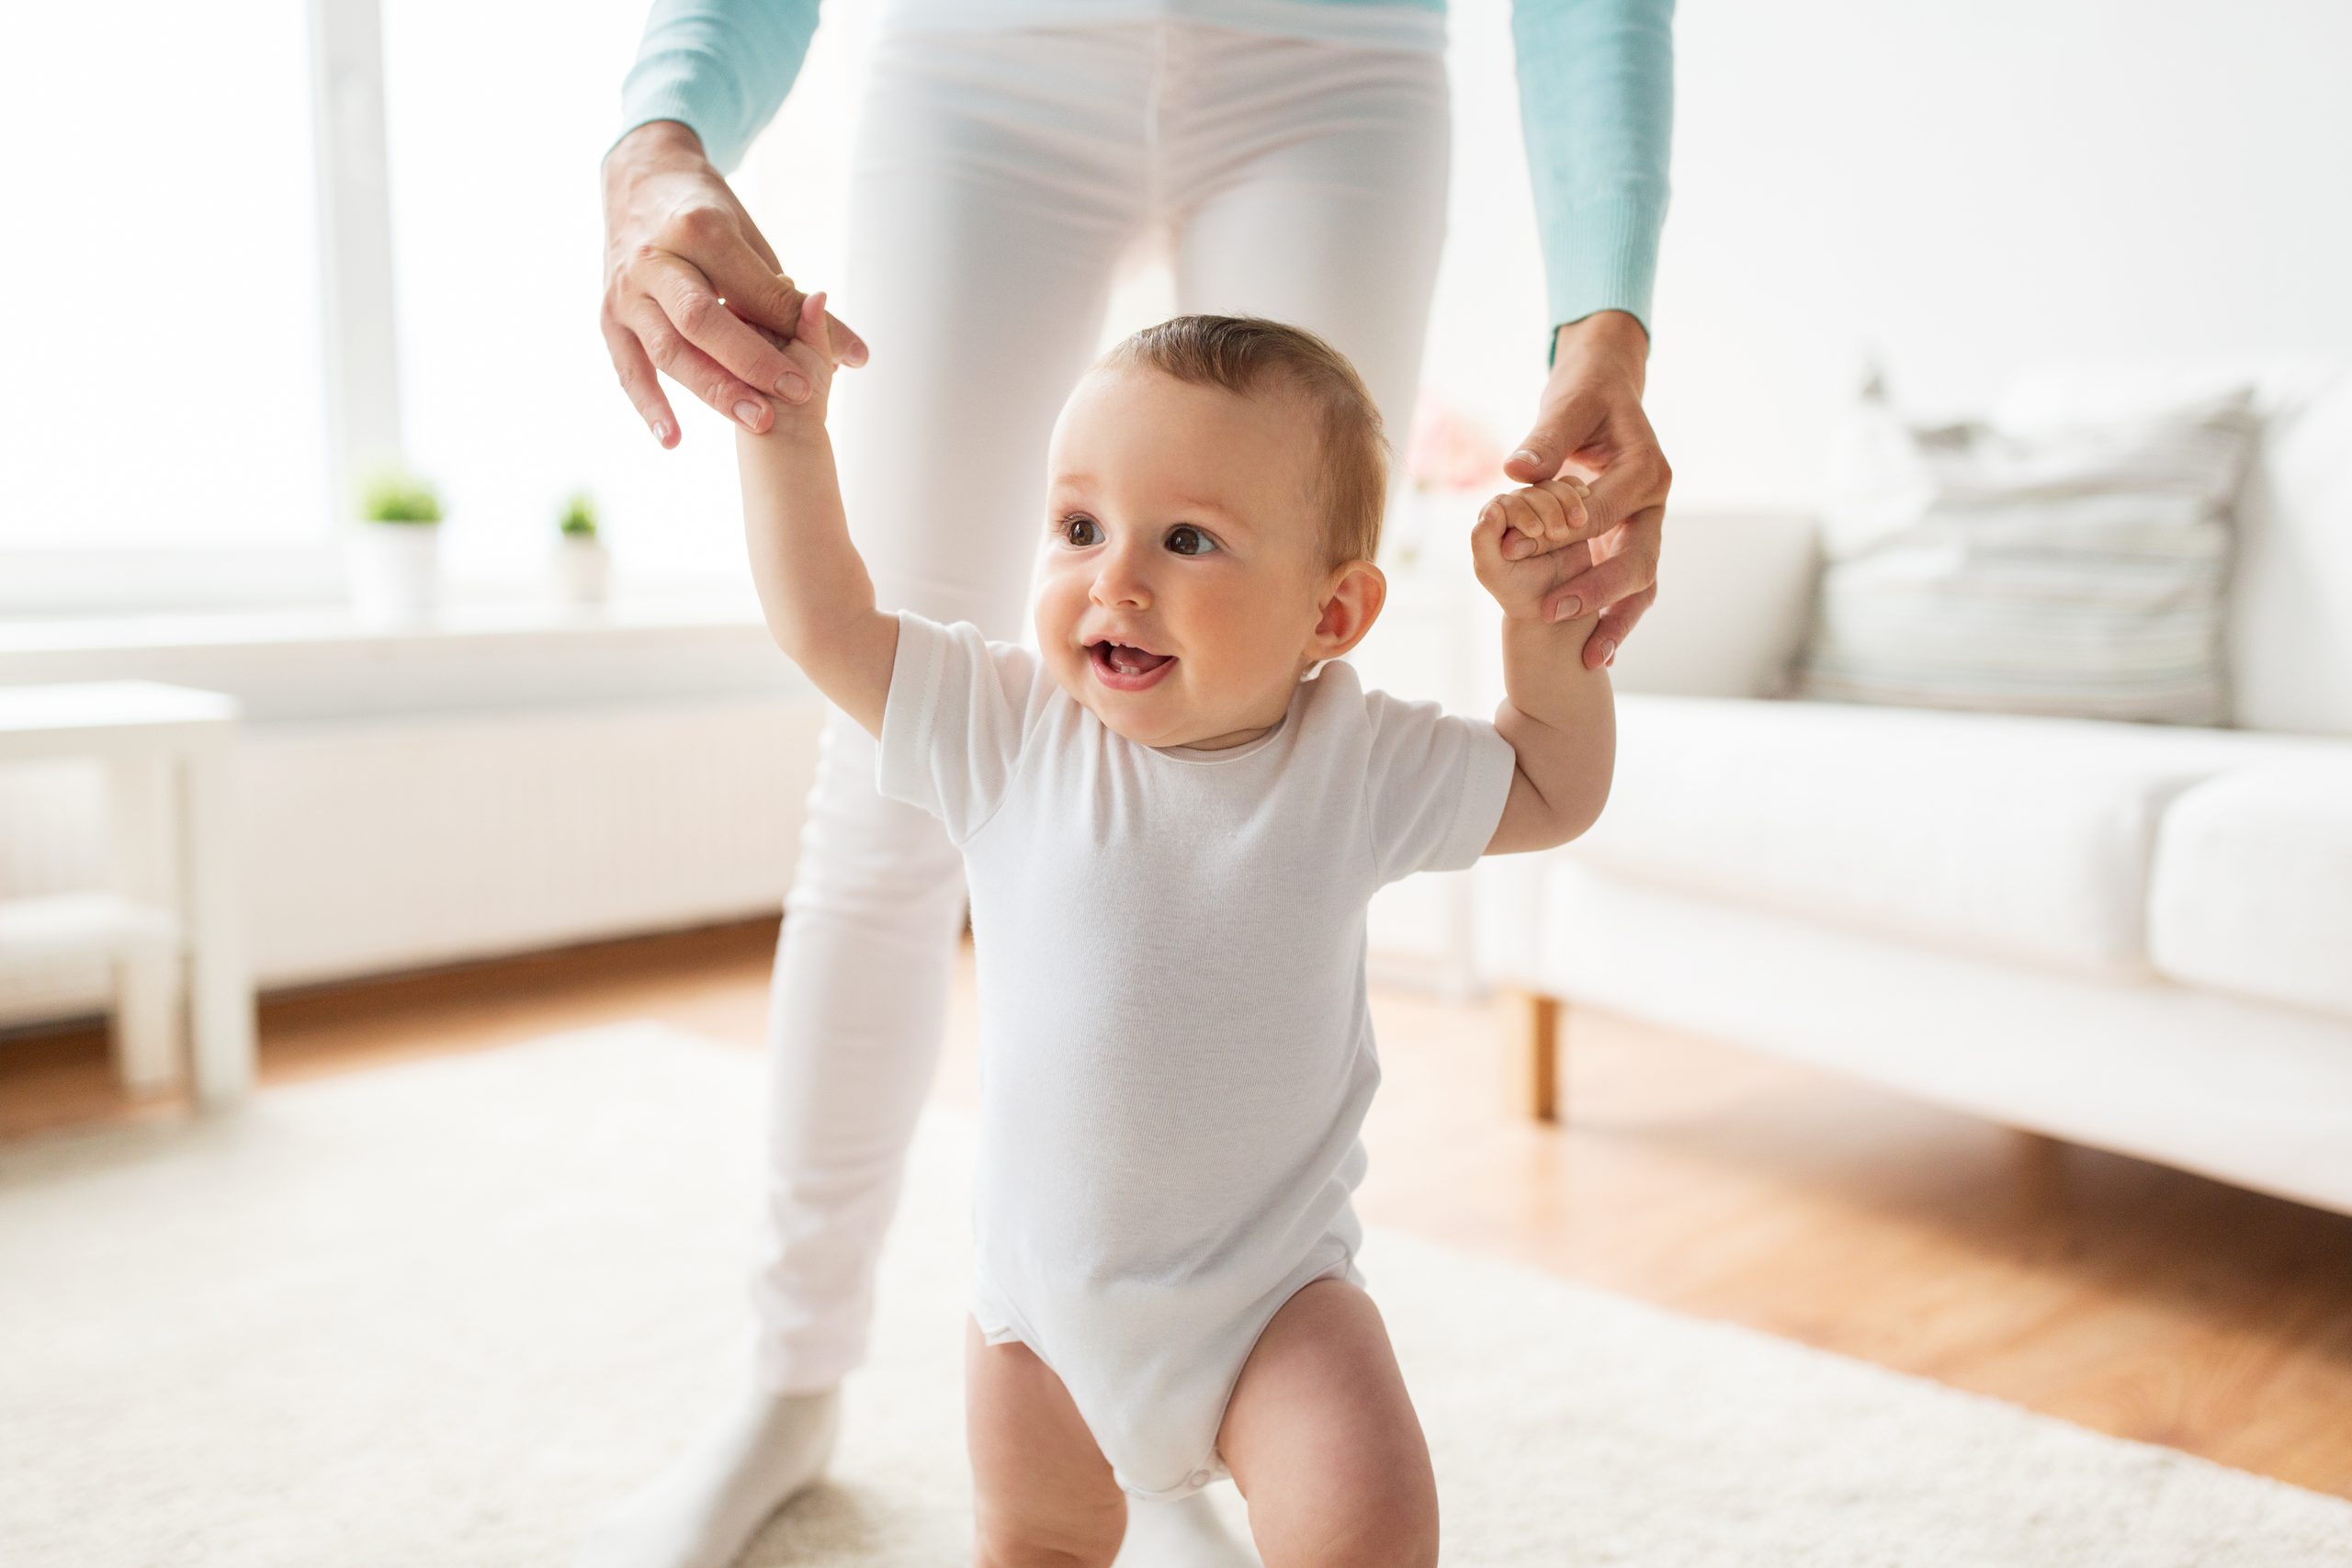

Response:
(0, 682), (254, 1108)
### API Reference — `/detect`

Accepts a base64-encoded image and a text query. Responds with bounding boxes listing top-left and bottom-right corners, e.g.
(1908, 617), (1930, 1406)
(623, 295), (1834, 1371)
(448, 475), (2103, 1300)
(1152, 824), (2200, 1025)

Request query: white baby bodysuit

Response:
(876, 608), (1517, 1501)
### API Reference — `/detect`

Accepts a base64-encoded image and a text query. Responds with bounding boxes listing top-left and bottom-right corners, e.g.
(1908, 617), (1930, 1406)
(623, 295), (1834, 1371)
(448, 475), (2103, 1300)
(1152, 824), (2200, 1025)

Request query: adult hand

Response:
(600, 118), (870, 447)
(1501, 310), (1671, 670)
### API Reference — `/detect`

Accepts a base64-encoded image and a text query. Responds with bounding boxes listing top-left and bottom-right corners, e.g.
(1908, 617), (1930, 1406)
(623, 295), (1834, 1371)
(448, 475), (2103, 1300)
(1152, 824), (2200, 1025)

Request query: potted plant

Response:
(551, 490), (610, 605)
(348, 468), (445, 626)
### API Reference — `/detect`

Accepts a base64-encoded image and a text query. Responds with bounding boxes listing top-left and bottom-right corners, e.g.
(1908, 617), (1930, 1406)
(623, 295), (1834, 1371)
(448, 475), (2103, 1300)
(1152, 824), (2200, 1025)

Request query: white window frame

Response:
(1, 0), (401, 620)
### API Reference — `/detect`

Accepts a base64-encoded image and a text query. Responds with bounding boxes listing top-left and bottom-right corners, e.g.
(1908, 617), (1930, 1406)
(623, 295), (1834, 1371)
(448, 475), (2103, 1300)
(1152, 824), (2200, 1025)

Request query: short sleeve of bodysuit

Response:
(876, 610), (1057, 845)
(1359, 682), (1520, 886)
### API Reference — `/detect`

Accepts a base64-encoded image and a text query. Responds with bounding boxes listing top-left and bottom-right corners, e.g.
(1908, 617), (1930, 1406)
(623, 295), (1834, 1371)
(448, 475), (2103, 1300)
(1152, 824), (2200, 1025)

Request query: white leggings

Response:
(752, 15), (1453, 1394)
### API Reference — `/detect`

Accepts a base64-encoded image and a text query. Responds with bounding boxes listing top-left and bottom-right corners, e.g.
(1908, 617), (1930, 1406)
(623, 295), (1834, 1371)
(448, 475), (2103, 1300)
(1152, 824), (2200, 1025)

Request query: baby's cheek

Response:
(1032, 576), (1082, 637)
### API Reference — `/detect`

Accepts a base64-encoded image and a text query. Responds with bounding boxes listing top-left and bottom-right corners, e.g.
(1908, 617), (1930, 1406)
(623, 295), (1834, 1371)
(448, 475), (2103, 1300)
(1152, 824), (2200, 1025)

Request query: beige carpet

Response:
(3, 1021), (2346, 1566)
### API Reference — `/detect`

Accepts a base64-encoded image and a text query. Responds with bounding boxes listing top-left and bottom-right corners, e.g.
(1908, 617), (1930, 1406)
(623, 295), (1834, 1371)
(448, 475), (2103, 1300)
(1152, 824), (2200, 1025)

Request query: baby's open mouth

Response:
(1088, 640), (1176, 688)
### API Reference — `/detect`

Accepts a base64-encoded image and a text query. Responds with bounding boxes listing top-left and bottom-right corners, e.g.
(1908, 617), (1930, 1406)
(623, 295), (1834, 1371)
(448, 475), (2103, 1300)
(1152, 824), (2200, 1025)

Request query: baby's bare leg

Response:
(967, 1316), (1129, 1568)
(1217, 1279), (1439, 1568)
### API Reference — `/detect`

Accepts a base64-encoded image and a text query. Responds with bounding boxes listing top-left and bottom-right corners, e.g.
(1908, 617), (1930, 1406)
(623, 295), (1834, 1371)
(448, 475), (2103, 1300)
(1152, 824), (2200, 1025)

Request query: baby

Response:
(736, 291), (1613, 1568)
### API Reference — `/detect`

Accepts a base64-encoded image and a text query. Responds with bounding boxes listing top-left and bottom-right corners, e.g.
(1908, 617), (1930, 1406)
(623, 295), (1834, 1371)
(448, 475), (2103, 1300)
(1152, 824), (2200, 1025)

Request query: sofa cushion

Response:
(2147, 763), (2352, 1021)
(1567, 696), (2326, 979)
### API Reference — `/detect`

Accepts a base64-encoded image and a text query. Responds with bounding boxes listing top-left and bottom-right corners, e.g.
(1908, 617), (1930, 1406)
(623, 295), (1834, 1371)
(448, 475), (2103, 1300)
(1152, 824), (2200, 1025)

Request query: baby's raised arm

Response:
(734, 289), (899, 739)
(1470, 478), (1619, 853)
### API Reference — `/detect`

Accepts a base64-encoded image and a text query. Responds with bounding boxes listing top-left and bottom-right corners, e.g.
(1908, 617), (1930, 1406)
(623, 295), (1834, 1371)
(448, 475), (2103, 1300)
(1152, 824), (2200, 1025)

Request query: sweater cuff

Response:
(611, 51), (748, 175)
(1542, 189), (1667, 368)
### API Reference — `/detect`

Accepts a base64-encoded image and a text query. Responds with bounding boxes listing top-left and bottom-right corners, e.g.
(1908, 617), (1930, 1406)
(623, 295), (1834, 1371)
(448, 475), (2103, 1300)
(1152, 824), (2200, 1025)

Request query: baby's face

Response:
(1035, 367), (1363, 750)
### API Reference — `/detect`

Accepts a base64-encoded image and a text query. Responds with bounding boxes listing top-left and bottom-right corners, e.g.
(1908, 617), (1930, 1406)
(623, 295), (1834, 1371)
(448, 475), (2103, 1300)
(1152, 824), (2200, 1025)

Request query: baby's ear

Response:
(1312, 559), (1386, 660)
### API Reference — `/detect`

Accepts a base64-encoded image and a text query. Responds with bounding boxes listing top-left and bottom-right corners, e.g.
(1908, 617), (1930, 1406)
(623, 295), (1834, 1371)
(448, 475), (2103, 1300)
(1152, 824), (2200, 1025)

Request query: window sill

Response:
(0, 589), (810, 725)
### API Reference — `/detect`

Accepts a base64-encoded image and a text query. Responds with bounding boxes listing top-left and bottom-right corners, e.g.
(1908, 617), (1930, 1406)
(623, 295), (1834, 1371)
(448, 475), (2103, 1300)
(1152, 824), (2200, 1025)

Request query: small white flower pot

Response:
(347, 522), (442, 626)
(552, 536), (612, 605)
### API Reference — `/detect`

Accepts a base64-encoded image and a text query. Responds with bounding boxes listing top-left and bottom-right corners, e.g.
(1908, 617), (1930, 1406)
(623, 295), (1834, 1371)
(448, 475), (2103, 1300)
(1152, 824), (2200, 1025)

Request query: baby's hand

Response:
(1471, 477), (1600, 624)
(746, 288), (846, 431)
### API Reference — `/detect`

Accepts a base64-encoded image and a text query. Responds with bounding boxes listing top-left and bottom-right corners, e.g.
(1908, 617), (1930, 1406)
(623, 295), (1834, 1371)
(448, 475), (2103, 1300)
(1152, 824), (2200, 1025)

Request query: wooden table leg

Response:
(1518, 990), (1561, 1122)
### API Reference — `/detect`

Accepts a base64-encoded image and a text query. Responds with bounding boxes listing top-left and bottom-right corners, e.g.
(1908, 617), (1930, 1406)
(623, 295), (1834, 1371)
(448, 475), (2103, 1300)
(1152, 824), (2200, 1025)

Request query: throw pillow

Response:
(1792, 371), (2259, 725)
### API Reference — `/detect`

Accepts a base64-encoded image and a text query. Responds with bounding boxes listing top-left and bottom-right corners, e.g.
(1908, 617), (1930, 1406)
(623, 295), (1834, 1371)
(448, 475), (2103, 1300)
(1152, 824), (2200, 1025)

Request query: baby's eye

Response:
(1059, 515), (1102, 547)
(1166, 525), (1218, 557)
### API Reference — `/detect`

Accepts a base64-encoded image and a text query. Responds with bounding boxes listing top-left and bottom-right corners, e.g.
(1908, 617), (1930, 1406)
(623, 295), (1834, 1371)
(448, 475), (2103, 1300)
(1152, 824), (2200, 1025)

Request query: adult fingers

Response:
(715, 205), (875, 368)
(1505, 398), (1602, 484)
(600, 311), (682, 448)
(620, 291), (777, 434)
(637, 247), (809, 408)
(1583, 583), (1656, 669)
(1576, 440), (1671, 538)
(1542, 513), (1662, 626)
(1510, 390), (1670, 530)
(699, 207), (865, 367)
(689, 229), (801, 333)
(735, 215), (786, 280)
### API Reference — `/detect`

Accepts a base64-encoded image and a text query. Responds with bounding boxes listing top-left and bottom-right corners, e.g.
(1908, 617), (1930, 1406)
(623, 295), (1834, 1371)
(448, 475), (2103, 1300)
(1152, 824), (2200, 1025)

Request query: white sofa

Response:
(1474, 360), (2352, 1218)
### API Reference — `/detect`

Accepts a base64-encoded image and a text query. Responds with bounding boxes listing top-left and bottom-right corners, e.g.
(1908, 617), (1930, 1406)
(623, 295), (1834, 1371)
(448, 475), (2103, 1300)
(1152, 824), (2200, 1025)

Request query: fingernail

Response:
(1511, 447), (1541, 468)
(1602, 641), (1617, 667)
(652, 418), (674, 446)
(1551, 597), (1582, 623)
(734, 399), (765, 429)
(777, 372), (810, 400)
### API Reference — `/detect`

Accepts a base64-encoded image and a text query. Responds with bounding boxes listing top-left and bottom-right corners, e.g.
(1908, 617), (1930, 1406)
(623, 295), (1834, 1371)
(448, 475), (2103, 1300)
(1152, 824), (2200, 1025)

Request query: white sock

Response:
(571, 1385), (841, 1568)
(1112, 1490), (1263, 1568)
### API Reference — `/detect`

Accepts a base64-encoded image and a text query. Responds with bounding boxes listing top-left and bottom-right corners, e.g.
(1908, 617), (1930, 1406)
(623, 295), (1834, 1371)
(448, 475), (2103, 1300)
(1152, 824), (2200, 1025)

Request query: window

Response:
(1, 0), (869, 611)
(0, 1), (328, 555)
(378, 0), (872, 588)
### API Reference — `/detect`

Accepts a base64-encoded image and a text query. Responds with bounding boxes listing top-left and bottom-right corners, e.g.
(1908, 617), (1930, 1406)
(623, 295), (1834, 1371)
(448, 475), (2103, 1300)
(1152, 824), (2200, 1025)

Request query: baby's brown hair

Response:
(1095, 315), (1390, 570)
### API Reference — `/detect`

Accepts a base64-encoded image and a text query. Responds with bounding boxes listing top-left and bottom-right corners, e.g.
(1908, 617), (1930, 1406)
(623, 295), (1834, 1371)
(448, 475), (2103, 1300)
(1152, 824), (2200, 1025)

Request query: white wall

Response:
(1430, 0), (2352, 511)
(748, 0), (2352, 515)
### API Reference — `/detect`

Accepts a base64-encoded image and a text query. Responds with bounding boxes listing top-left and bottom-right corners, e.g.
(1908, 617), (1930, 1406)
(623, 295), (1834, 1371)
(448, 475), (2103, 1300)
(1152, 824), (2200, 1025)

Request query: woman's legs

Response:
(1164, 27), (1453, 458)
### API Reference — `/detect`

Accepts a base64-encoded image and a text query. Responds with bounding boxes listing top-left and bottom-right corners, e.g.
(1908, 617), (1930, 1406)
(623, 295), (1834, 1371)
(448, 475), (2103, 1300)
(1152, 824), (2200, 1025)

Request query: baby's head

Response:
(1036, 315), (1391, 750)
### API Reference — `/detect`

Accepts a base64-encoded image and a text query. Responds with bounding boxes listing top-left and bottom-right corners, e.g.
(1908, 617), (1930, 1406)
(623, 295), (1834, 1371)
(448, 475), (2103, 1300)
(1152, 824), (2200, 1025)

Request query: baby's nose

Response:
(1091, 557), (1153, 608)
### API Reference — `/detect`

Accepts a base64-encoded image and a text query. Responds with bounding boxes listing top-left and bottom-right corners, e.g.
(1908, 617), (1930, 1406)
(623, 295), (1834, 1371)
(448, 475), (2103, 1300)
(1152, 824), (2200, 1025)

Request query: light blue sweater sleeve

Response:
(606, 0), (820, 175)
(1512, 0), (1676, 359)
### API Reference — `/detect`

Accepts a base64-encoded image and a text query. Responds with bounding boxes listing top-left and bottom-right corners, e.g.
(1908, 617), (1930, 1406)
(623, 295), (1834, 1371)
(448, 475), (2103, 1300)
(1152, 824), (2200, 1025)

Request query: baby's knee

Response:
(1295, 1498), (1438, 1568)
(970, 1506), (1125, 1568)
(1253, 1472), (1437, 1568)
(1358, 1497), (1440, 1568)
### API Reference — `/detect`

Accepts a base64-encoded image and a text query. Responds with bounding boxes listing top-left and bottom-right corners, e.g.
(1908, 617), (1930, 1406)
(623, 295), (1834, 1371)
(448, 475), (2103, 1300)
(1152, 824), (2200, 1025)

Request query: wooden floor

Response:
(7, 919), (2350, 1500)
